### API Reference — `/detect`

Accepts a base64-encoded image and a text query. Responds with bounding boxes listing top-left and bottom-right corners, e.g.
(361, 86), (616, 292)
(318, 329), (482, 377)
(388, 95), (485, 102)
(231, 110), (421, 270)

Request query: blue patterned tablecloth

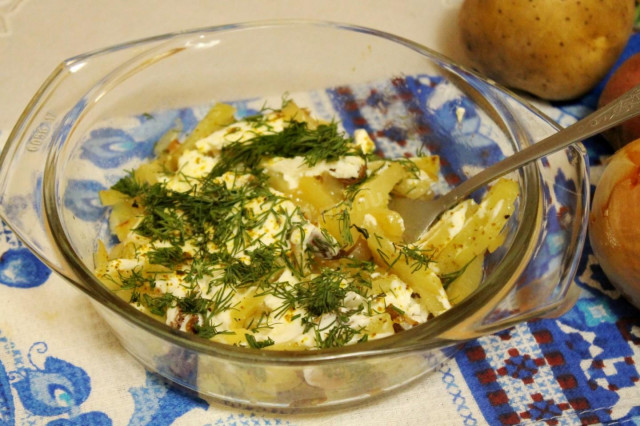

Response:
(1, 33), (640, 426)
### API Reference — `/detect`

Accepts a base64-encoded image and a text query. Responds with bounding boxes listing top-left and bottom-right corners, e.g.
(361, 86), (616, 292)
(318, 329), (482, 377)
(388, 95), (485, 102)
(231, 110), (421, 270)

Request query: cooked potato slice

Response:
(134, 160), (165, 185)
(94, 239), (109, 273)
(445, 253), (484, 305)
(270, 174), (343, 221)
(281, 100), (319, 128)
(365, 218), (450, 316)
(109, 202), (144, 242)
(99, 189), (129, 206)
(417, 199), (478, 253)
(166, 103), (236, 170)
(322, 161), (405, 246)
(392, 156), (440, 199)
(433, 179), (518, 275)
(366, 207), (405, 242)
(184, 103), (236, 148)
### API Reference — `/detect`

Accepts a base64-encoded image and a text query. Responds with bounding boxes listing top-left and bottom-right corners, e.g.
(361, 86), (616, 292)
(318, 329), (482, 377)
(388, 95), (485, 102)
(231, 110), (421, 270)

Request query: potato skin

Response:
(589, 139), (640, 308)
(459, 0), (634, 100)
(598, 53), (640, 150)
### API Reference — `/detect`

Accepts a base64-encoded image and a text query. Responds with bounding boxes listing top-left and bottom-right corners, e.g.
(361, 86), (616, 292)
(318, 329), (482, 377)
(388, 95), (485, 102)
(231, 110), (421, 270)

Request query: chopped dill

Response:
(111, 171), (145, 198)
(143, 293), (175, 316)
(352, 223), (370, 240)
(176, 292), (210, 315)
(193, 324), (222, 339)
(208, 120), (360, 179)
(245, 334), (275, 349)
(398, 245), (433, 273)
(297, 269), (349, 316)
(147, 246), (186, 268)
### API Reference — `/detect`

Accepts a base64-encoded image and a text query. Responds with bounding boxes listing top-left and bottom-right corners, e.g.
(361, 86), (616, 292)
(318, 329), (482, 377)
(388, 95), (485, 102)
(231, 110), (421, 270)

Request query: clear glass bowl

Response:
(0, 20), (589, 411)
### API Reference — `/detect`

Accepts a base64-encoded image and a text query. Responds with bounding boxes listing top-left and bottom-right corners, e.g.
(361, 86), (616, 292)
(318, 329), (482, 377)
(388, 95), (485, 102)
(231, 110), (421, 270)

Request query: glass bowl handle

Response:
(440, 276), (582, 341)
(0, 68), (77, 279)
(0, 39), (170, 288)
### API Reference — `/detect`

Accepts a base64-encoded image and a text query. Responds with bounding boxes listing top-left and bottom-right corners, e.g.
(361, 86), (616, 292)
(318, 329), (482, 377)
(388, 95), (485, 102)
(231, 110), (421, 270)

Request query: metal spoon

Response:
(391, 84), (640, 242)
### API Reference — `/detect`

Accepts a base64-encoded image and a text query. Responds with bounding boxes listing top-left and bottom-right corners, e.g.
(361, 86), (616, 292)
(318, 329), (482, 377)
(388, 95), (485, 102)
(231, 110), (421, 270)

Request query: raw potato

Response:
(589, 138), (640, 309)
(459, 0), (634, 100)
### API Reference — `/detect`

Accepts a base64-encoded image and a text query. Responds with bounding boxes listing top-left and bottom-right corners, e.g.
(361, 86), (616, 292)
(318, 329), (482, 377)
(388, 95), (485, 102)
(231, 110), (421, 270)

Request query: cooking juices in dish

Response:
(94, 101), (519, 350)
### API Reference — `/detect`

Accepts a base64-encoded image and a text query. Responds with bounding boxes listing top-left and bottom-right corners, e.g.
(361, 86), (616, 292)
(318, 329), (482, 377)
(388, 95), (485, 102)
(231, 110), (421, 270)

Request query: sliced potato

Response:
(281, 100), (319, 128)
(445, 253), (484, 305)
(366, 207), (405, 242)
(392, 156), (440, 199)
(134, 160), (165, 185)
(167, 103), (236, 170)
(322, 161), (406, 247)
(109, 202), (144, 242)
(365, 219), (450, 316)
(184, 103), (236, 148)
(270, 174), (344, 221)
(417, 199), (478, 253)
(94, 239), (109, 273)
(434, 179), (519, 274)
(109, 241), (139, 260)
(99, 189), (129, 206)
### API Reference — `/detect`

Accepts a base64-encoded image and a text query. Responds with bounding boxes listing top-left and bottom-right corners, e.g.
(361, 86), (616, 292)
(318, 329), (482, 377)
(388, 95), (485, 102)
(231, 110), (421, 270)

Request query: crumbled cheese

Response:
(196, 115), (286, 153)
(354, 128), (376, 153)
(264, 155), (365, 189)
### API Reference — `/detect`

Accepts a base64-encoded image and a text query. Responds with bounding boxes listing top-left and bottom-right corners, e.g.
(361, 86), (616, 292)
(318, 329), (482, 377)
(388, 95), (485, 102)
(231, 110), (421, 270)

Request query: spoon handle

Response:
(440, 83), (640, 207)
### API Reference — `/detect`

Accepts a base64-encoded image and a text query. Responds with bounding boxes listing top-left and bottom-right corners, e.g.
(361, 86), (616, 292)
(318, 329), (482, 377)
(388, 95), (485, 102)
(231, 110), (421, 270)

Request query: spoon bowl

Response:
(393, 84), (640, 242)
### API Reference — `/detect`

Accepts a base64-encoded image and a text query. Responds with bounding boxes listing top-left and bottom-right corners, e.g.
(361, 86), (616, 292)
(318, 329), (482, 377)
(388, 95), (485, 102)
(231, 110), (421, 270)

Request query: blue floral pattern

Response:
(128, 372), (208, 425)
(5, 342), (111, 425)
(0, 357), (13, 425)
(0, 247), (50, 289)
(79, 109), (198, 169)
(62, 180), (107, 222)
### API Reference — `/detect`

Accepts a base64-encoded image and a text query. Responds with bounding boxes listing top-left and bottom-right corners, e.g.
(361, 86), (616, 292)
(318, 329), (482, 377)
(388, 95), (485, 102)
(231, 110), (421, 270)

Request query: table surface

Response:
(1, 1), (640, 425)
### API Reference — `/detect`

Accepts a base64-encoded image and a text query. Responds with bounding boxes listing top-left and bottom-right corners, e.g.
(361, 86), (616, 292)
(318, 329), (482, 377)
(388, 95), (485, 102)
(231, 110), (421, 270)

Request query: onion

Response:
(589, 138), (640, 308)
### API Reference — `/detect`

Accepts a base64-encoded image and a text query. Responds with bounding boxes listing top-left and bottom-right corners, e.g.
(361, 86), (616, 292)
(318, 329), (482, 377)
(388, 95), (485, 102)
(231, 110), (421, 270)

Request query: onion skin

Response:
(589, 139), (640, 308)
(598, 53), (640, 150)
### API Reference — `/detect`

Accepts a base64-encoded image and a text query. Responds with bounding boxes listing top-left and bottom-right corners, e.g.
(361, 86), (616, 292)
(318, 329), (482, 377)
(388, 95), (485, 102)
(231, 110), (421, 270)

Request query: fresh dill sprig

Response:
(245, 334), (275, 349)
(313, 307), (365, 349)
(105, 268), (156, 305)
(176, 291), (210, 315)
(297, 268), (349, 317)
(193, 323), (222, 339)
(208, 120), (359, 178)
(147, 246), (186, 268)
(246, 311), (274, 333)
(142, 293), (175, 316)
(111, 171), (145, 198)
(398, 245), (434, 273)
(336, 208), (353, 246)
(392, 157), (422, 179)
(372, 234), (434, 273)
